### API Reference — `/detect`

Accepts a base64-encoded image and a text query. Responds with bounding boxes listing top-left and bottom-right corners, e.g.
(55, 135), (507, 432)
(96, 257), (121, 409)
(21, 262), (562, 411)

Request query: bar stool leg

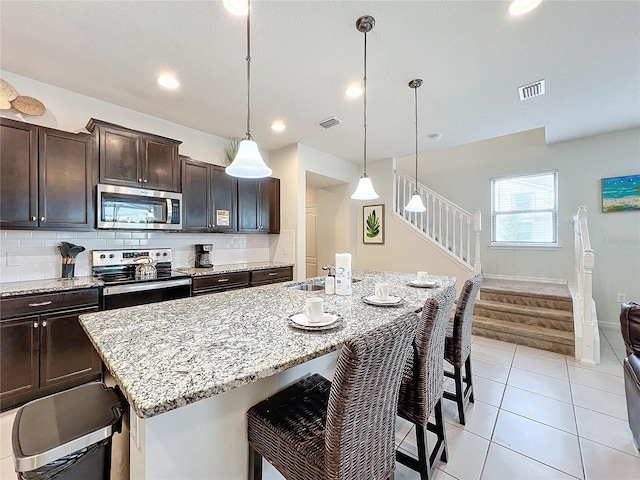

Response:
(454, 365), (466, 425)
(415, 424), (430, 480)
(466, 356), (475, 403)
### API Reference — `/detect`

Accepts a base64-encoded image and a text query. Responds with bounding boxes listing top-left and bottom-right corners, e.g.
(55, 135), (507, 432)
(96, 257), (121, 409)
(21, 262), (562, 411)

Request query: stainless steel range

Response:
(92, 248), (191, 310)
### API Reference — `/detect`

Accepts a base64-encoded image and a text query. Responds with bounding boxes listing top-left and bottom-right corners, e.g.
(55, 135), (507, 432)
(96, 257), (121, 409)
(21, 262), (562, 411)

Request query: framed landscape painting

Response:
(601, 174), (640, 213)
(363, 204), (385, 244)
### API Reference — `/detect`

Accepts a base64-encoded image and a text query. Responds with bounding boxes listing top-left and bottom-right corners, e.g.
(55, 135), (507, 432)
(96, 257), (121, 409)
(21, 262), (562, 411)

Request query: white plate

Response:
(288, 312), (340, 329)
(362, 295), (404, 306)
(407, 280), (438, 288)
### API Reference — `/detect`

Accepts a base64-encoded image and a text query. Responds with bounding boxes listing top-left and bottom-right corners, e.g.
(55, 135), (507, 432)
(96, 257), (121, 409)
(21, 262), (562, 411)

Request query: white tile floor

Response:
(0, 324), (638, 480)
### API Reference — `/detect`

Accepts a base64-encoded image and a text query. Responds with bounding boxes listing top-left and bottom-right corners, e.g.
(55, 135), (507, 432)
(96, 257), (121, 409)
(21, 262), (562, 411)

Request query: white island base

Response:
(129, 351), (339, 480)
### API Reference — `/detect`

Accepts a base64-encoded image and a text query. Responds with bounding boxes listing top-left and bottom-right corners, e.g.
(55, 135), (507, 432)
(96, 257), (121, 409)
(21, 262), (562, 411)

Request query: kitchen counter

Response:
(0, 276), (103, 297)
(177, 261), (293, 276)
(79, 270), (455, 479)
(80, 270), (455, 419)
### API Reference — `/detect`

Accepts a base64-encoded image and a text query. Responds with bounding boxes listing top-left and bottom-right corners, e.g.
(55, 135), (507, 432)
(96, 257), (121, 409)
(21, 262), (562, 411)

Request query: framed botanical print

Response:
(363, 204), (385, 244)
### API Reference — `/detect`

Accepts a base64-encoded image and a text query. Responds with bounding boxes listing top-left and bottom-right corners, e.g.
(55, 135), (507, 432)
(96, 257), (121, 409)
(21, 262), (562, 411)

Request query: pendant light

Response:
(351, 15), (379, 200)
(226, 0), (272, 179)
(404, 79), (427, 212)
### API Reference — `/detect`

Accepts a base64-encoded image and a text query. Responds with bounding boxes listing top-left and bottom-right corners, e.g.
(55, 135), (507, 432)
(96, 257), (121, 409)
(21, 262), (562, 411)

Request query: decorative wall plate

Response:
(0, 79), (18, 103)
(11, 96), (46, 116)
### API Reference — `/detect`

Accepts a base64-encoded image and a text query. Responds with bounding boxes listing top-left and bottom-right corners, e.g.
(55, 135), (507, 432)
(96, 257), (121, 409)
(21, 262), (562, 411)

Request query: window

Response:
(491, 171), (558, 246)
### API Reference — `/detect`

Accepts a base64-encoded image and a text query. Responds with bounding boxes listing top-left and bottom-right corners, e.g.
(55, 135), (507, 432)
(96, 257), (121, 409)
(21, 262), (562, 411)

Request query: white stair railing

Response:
(394, 169), (481, 273)
(572, 206), (600, 364)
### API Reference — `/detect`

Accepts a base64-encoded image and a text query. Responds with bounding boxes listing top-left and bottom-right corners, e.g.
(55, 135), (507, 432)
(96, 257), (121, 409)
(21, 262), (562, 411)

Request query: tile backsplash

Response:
(0, 230), (295, 283)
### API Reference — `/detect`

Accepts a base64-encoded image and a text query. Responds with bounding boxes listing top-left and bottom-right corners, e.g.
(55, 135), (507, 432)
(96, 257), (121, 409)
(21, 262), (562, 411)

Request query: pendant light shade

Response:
(351, 175), (378, 200)
(226, 0), (272, 179)
(404, 79), (426, 213)
(351, 15), (379, 200)
(226, 139), (272, 178)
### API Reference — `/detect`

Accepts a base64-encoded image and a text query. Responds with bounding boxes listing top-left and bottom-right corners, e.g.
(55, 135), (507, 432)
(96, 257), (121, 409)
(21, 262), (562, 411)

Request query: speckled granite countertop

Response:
(0, 276), (104, 297)
(79, 271), (456, 419)
(177, 261), (293, 276)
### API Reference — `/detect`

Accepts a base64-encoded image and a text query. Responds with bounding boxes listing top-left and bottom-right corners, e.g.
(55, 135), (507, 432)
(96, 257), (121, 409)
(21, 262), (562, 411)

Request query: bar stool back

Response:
(396, 285), (457, 480)
(247, 310), (419, 480)
(443, 274), (483, 425)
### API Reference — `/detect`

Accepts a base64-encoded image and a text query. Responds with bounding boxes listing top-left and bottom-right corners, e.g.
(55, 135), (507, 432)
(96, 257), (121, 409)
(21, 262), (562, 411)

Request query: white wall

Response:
(356, 159), (472, 294)
(270, 143), (359, 280)
(387, 127), (640, 323)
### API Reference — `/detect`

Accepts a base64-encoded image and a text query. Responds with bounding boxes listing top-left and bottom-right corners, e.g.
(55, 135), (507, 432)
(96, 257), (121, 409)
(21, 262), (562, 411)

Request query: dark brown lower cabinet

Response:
(250, 267), (293, 286)
(192, 272), (250, 296)
(0, 289), (102, 411)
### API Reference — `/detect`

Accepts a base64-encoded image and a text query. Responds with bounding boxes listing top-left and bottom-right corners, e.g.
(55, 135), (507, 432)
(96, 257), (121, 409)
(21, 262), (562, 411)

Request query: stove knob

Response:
(100, 254), (106, 259)
(109, 254), (115, 259)
(155, 252), (161, 257)
(163, 252), (168, 257)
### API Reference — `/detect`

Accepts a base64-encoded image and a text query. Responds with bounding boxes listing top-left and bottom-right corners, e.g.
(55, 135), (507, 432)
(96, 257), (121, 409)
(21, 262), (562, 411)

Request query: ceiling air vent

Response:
(318, 116), (342, 129)
(518, 79), (545, 100)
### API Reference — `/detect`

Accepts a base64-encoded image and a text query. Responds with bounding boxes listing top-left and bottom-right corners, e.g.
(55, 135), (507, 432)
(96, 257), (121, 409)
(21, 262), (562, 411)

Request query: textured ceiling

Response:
(1, 1), (638, 164)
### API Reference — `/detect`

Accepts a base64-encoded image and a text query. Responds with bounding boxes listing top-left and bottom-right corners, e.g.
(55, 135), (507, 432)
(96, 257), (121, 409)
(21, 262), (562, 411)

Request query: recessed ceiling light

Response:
(223, 0), (248, 16)
(271, 121), (286, 132)
(157, 74), (179, 89)
(508, 0), (543, 16)
(345, 86), (363, 97)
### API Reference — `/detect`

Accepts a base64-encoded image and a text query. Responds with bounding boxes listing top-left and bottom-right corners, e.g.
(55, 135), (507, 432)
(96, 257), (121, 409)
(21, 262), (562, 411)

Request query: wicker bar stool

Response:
(396, 285), (457, 480)
(246, 312), (419, 480)
(443, 274), (483, 425)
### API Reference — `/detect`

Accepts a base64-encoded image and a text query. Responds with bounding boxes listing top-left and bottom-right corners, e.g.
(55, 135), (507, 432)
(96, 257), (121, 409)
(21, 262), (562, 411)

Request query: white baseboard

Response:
(483, 273), (568, 285)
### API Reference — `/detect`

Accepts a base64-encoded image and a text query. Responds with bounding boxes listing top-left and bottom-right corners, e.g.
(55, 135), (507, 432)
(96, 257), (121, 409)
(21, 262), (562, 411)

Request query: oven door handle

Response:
(103, 278), (191, 296)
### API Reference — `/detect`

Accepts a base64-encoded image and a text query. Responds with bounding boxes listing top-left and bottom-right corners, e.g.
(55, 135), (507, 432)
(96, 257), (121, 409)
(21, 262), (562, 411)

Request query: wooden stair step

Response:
(472, 315), (574, 355)
(474, 299), (573, 320)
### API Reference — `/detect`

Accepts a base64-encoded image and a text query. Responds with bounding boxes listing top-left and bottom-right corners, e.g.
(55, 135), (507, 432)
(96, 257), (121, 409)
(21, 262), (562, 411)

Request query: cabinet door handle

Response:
(268, 272), (277, 276)
(217, 278), (229, 283)
(41, 321), (47, 327)
(33, 322), (39, 328)
(40, 216), (45, 222)
(28, 301), (52, 307)
(143, 179), (148, 183)
(138, 178), (143, 182)
(31, 216), (37, 222)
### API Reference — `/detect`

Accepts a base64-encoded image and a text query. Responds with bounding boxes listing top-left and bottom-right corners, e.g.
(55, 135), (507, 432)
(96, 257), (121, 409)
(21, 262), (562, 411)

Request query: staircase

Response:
(394, 168), (596, 361)
(472, 278), (575, 355)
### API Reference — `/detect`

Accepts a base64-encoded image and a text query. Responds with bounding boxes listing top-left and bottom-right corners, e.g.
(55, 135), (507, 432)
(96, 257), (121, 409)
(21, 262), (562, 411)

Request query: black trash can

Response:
(12, 383), (123, 480)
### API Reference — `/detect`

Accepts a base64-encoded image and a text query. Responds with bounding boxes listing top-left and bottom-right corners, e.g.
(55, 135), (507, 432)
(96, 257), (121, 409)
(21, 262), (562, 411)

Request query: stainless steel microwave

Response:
(97, 184), (182, 230)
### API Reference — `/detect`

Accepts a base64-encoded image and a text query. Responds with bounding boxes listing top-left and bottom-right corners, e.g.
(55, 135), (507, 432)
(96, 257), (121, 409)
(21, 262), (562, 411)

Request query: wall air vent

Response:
(318, 117), (343, 129)
(518, 79), (546, 100)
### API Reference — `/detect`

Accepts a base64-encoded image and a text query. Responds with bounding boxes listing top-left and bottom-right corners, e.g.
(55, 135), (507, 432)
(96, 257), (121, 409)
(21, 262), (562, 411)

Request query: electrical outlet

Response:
(6, 253), (20, 266)
(617, 293), (626, 303)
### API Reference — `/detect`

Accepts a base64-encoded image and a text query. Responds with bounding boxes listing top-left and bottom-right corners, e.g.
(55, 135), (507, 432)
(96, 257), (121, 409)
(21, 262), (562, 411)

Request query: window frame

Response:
(490, 170), (559, 247)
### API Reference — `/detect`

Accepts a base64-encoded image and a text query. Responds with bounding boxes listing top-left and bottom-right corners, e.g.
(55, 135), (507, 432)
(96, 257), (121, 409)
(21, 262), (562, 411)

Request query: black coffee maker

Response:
(195, 244), (214, 268)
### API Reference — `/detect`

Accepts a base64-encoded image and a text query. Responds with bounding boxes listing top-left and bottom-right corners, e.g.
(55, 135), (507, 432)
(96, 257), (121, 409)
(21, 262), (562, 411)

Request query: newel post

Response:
(473, 209), (482, 274)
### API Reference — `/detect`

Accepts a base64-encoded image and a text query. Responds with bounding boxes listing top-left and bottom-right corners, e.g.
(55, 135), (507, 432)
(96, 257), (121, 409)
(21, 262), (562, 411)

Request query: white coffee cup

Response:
(375, 282), (389, 301)
(303, 297), (324, 323)
(417, 271), (429, 283)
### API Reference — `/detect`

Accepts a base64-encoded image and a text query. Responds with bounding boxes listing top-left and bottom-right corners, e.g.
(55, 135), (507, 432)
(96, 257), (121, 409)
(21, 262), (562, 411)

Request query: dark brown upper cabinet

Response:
(237, 177), (280, 234)
(181, 156), (237, 233)
(87, 118), (182, 192)
(0, 118), (94, 230)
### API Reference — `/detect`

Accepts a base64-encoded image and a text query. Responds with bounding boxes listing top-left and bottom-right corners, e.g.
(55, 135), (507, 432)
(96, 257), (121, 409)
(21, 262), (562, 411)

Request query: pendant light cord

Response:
(414, 84), (419, 193)
(246, 0), (252, 140)
(363, 30), (368, 177)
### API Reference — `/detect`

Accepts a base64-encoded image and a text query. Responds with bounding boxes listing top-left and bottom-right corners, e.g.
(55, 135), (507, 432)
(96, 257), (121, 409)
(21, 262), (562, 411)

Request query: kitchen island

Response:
(79, 270), (456, 479)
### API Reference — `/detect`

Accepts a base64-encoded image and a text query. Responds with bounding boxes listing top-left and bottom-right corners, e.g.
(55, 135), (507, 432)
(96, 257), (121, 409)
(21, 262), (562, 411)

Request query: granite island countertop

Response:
(0, 276), (104, 297)
(177, 261), (293, 276)
(79, 271), (456, 419)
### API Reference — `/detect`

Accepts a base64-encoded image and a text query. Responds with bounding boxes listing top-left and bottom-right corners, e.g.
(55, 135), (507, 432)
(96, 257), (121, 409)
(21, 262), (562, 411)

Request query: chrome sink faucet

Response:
(321, 265), (335, 276)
